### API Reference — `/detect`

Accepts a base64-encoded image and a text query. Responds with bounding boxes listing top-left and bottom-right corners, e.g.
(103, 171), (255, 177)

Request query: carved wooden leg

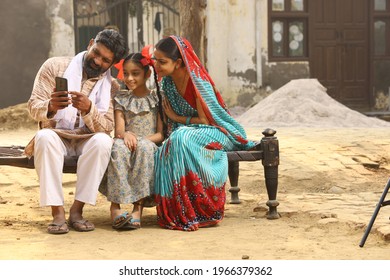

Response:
(228, 161), (240, 204)
(264, 166), (279, 219)
(261, 129), (280, 219)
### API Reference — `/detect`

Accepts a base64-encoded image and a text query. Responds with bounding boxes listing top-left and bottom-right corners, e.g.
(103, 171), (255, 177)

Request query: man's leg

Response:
(34, 129), (68, 233)
(69, 133), (112, 230)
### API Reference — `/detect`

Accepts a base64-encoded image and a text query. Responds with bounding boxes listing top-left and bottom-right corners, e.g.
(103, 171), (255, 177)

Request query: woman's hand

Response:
(162, 98), (178, 121)
(124, 132), (138, 151)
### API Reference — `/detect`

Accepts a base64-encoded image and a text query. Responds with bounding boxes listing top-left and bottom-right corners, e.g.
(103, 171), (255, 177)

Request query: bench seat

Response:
(0, 128), (280, 219)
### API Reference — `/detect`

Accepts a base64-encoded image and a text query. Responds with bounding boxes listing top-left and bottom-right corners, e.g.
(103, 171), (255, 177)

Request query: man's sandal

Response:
(68, 219), (95, 232)
(47, 222), (69, 234)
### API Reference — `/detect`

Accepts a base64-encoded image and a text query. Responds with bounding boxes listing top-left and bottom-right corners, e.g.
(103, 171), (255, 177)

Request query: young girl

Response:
(99, 50), (164, 230)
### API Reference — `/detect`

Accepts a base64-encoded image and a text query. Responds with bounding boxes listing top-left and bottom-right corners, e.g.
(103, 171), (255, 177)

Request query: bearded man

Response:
(25, 29), (128, 234)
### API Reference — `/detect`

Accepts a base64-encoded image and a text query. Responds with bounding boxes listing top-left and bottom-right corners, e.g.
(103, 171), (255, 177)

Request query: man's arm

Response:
(27, 58), (58, 121)
(28, 57), (70, 122)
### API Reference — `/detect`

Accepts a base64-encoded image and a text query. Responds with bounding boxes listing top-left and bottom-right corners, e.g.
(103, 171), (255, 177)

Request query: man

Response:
(25, 29), (128, 234)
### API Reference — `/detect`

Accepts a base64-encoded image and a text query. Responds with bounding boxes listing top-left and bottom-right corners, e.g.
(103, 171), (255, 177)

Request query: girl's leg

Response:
(130, 199), (144, 227)
(110, 202), (122, 221)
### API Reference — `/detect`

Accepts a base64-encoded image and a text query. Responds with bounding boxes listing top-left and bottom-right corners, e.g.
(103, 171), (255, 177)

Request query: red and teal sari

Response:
(154, 36), (255, 231)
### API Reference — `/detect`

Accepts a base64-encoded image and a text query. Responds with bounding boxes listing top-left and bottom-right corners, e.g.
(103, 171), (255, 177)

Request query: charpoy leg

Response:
(228, 161), (240, 204)
(261, 128), (280, 219)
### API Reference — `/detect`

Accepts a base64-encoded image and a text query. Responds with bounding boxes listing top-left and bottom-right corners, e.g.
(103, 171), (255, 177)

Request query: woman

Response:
(153, 36), (255, 231)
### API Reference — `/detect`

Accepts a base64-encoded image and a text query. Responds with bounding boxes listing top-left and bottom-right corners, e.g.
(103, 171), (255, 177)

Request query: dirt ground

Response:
(1, 123), (390, 261)
(1, 103), (390, 261)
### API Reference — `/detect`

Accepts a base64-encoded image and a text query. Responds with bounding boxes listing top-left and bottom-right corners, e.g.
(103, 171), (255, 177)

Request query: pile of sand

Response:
(237, 79), (390, 128)
(0, 103), (37, 131)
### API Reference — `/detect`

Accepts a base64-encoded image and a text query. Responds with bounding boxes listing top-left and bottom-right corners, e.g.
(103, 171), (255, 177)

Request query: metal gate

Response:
(73, 0), (180, 53)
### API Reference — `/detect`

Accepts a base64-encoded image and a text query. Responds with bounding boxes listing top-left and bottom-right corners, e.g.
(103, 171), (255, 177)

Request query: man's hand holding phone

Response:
(48, 77), (91, 116)
(48, 77), (71, 115)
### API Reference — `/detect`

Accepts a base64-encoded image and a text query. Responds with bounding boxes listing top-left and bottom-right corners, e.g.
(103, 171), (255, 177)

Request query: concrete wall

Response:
(0, 0), (74, 109)
(207, 0), (259, 107)
(207, 0), (310, 107)
(47, 0), (75, 57)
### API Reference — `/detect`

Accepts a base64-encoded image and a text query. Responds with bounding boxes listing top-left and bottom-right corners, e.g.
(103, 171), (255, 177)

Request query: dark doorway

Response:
(309, 0), (370, 110)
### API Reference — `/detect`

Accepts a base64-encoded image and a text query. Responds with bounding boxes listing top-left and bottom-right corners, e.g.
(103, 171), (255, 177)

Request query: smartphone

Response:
(55, 77), (68, 97)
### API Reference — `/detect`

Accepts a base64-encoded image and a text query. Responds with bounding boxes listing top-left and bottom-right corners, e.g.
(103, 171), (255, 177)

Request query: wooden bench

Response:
(0, 128), (280, 219)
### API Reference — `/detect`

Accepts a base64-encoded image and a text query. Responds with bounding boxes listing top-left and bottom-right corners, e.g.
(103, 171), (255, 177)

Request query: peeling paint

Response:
(236, 87), (272, 108)
(252, 53), (257, 65)
(46, 0), (75, 57)
(228, 68), (257, 84)
(262, 55), (310, 90)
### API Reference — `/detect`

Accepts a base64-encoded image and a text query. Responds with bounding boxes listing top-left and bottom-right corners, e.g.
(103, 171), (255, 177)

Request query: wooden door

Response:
(309, 0), (370, 109)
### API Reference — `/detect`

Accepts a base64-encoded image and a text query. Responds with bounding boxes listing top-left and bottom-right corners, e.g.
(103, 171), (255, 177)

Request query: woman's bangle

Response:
(186, 116), (192, 125)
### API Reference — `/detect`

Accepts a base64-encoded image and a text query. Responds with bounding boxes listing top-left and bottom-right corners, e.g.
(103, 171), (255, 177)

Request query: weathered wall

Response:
(0, 0), (74, 109)
(47, 0), (75, 57)
(206, 0), (229, 101)
(0, 0), (50, 109)
(207, 0), (310, 107)
(262, 61), (310, 90)
(207, 0), (258, 106)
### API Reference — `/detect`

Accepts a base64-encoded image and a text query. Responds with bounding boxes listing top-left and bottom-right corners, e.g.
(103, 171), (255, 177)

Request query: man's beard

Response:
(83, 57), (105, 78)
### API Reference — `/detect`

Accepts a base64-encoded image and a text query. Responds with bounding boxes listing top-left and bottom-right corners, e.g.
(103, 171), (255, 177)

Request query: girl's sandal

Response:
(112, 211), (131, 229)
(126, 200), (143, 229)
(127, 217), (141, 229)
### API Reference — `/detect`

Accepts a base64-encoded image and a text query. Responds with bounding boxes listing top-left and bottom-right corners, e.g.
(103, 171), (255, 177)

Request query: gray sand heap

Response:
(237, 79), (390, 128)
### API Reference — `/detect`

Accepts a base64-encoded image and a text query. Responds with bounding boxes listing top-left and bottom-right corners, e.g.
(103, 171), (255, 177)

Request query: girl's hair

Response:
(123, 52), (167, 137)
(123, 53), (150, 74)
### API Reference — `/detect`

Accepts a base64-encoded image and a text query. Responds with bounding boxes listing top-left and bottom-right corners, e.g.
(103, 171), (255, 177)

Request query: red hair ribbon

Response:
(114, 59), (124, 80)
(141, 44), (154, 67)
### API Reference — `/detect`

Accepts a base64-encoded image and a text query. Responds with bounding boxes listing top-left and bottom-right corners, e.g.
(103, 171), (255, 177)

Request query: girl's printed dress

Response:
(154, 36), (255, 231)
(99, 90), (159, 204)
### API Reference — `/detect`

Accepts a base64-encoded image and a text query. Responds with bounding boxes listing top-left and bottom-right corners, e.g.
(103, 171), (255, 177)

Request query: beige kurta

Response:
(25, 56), (119, 157)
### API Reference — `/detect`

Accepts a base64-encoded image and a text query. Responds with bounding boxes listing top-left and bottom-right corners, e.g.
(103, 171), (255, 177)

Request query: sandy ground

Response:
(1, 126), (390, 261)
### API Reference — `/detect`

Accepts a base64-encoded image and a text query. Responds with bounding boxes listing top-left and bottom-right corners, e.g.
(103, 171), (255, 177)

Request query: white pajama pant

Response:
(34, 129), (113, 207)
